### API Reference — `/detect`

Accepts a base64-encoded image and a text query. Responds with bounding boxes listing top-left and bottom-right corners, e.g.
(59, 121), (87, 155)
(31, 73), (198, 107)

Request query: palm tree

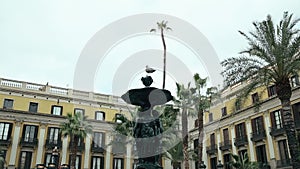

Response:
(150, 20), (172, 89)
(175, 82), (195, 169)
(221, 12), (300, 168)
(192, 74), (218, 168)
(60, 113), (92, 169)
(229, 153), (259, 169)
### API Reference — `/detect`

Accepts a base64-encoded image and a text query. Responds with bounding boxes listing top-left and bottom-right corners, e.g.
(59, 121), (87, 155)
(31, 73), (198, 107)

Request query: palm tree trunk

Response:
(198, 110), (204, 168)
(276, 81), (300, 169)
(182, 107), (189, 169)
(70, 135), (79, 169)
(161, 29), (166, 89)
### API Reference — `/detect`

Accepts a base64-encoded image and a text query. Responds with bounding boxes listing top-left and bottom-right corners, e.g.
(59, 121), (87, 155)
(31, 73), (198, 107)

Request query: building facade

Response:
(0, 77), (143, 169)
(193, 74), (300, 169)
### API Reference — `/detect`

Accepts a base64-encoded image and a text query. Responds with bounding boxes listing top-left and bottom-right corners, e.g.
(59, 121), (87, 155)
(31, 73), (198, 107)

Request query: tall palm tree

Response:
(192, 74), (218, 168)
(60, 113), (92, 169)
(150, 20), (172, 89)
(221, 12), (300, 168)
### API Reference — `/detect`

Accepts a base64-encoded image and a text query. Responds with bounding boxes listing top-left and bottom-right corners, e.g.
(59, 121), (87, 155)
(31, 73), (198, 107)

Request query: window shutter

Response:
(270, 111), (275, 127)
(251, 119), (256, 133)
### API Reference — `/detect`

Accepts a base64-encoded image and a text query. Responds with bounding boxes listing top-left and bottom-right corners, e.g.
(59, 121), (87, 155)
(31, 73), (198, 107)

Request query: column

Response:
(230, 125), (237, 155)
(202, 138), (208, 166)
(61, 136), (68, 164)
(125, 142), (132, 169)
(246, 119), (255, 161)
(264, 112), (276, 168)
(105, 134), (112, 169)
(8, 121), (21, 169)
(216, 129), (222, 162)
(36, 123), (47, 164)
(84, 134), (92, 169)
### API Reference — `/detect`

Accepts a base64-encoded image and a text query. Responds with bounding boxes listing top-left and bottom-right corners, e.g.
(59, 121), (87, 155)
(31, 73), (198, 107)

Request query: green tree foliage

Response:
(60, 113), (92, 169)
(229, 153), (259, 169)
(221, 12), (300, 168)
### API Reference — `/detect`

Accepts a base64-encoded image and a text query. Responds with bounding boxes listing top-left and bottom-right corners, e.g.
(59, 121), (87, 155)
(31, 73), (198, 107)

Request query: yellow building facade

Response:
(0, 77), (140, 169)
(190, 75), (300, 169)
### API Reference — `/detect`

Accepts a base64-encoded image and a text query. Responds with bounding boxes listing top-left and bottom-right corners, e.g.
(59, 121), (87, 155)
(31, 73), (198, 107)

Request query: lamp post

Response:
(51, 146), (59, 169)
(0, 150), (5, 169)
(199, 161), (206, 169)
(216, 160), (224, 169)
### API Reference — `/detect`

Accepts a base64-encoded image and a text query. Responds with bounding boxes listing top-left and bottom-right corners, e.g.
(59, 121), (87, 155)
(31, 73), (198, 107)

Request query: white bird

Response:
(145, 65), (156, 73)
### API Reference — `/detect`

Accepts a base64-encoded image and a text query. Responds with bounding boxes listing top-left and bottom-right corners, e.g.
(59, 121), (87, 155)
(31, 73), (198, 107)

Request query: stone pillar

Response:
(8, 120), (21, 169)
(105, 134), (112, 169)
(84, 134), (92, 169)
(263, 112), (276, 168)
(230, 125), (237, 155)
(246, 119), (255, 161)
(36, 123), (47, 164)
(61, 136), (68, 164)
(125, 142), (132, 169)
(216, 129), (222, 162)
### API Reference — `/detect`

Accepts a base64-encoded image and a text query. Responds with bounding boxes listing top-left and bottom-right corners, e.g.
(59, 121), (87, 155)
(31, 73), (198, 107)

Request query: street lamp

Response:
(199, 161), (206, 169)
(216, 160), (224, 169)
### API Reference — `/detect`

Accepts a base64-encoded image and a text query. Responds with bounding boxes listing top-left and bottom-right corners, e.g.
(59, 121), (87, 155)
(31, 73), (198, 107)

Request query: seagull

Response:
(145, 65), (156, 73)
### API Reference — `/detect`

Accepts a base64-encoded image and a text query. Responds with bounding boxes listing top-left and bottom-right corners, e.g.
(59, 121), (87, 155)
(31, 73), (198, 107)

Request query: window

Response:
(223, 128), (229, 143)
(270, 110), (283, 129)
(3, 99), (13, 109)
(291, 75), (300, 87)
(251, 116), (264, 134)
(28, 102), (38, 112)
(278, 140), (289, 163)
(22, 125), (38, 142)
(47, 127), (60, 144)
(115, 114), (122, 123)
(93, 132), (105, 148)
(223, 154), (231, 169)
(0, 122), (12, 140)
(292, 102), (300, 128)
(95, 111), (105, 121)
(235, 122), (246, 138)
(51, 105), (62, 115)
(19, 151), (32, 169)
(69, 155), (81, 169)
(91, 156), (104, 169)
(209, 113), (213, 122)
(210, 133), (215, 146)
(256, 145), (268, 165)
(210, 157), (217, 169)
(251, 93), (259, 104)
(74, 108), (85, 116)
(221, 107), (227, 117)
(113, 158), (124, 169)
(44, 153), (52, 167)
(267, 85), (276, 97)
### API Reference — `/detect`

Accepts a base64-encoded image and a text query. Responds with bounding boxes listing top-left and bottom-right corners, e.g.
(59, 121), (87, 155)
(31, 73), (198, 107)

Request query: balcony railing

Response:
(219, 140), (232, 151)
(251, 130), (266, 142)
(206, 144), (218, 155)
(269, 127), (285, 137)
(20, 138), (38, 147)
(276, 158), (292, 168)
(234, 135), (248, 147)
(91, 144), (105, 153)
(69, 141), (85, 152)
(0, 138), (12, 147)
(45, 139), (62, 149)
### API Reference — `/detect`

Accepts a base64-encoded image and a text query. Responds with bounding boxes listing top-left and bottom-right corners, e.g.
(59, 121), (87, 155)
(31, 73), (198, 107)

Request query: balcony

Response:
(69, 141), (85, 152)
(234, 135), (248, 147)
(206, 144), (217, 155)
(276, 158), (292, 168)
(0, 138), (12, 147)
(45, 139), (62, 149)
(91, 142), (105, 153)
(20, 138), (38, 148)
(219, 140), (232, 151)
(251, 130), (266, 142)
(269, 127), (285, 137)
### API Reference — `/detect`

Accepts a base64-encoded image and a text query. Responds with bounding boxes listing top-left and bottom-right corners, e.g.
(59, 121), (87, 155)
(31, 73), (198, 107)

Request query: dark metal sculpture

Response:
(121, 75), (173, 169)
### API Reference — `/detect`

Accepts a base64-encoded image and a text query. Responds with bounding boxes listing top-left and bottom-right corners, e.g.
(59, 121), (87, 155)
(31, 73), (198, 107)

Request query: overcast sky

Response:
(0, 0), (299, 95)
